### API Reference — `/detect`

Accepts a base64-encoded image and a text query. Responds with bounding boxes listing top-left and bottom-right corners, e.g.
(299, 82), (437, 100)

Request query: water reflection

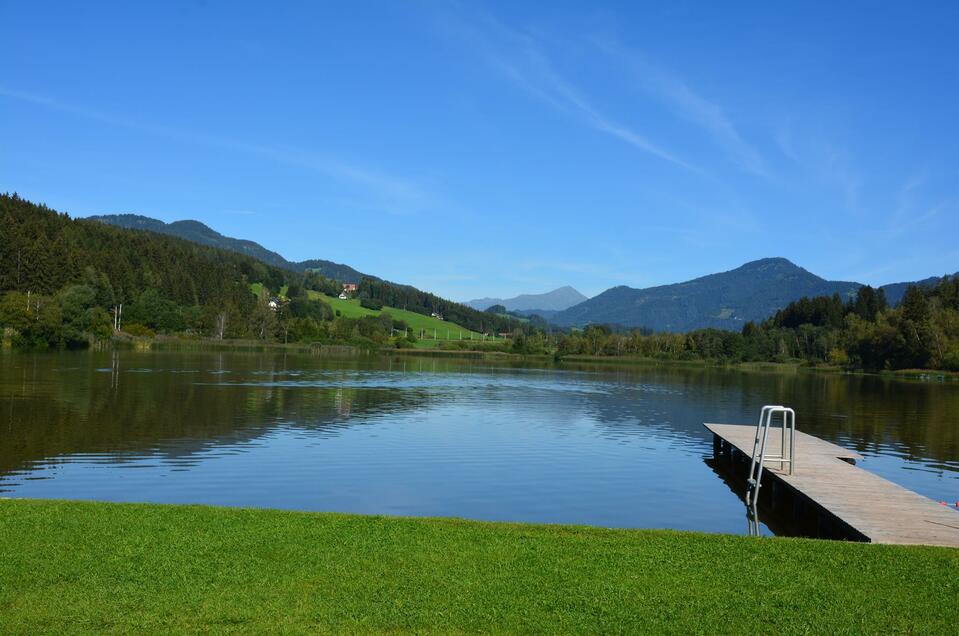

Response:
(0, 351), (957, 536)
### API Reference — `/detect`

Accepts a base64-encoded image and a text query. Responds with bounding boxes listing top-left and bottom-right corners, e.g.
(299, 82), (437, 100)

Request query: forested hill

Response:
(0, 193), (296, 341)
(89, 214), (368, 283)
(87, 212), (525, 336)
(0, 193), (529, 347)
(552, 258), (861, 331)
(551, 258), (954, 332)
(87, 213), (527, 336)
(1, 194), (288, 307)
(555, 277), (959, 371)
(880, 275), (947, 306)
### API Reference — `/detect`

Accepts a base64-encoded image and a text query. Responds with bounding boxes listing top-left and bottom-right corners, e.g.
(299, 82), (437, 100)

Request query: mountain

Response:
(88, 214), (368, 283)
(551, 258), (865, 332)
(466, 286), (588, 312)
(880, 275), (947, 306)
(551, 258), (956, 332)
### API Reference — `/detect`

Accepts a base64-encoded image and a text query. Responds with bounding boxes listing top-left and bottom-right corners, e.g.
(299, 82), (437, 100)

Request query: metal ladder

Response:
(746, 405), (796, 507)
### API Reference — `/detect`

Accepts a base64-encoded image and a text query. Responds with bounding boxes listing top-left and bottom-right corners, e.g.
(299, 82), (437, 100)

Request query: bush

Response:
(828, 348), (850, 366)
(360, 298), (384, 311)
(289, 297), (332, 321)
(123, 323), (156, 338)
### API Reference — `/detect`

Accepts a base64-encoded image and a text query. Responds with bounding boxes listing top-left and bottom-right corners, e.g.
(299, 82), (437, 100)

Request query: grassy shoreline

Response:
(5, 335), (958, 381)
(1, 499), (957, 633)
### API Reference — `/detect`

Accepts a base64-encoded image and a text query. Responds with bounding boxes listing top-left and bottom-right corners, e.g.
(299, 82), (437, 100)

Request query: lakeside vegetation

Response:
(1, 499), (956, 634)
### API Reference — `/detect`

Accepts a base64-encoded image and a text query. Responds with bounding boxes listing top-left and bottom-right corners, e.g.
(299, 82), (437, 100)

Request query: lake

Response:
(1, 350), (957, 537)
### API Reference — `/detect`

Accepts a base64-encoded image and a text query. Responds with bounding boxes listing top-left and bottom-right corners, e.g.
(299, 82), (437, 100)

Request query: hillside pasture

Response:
(309, 292), (499, 345)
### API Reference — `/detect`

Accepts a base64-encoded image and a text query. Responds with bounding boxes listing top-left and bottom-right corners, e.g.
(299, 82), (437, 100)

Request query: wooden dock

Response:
(705, 423), (959, 547)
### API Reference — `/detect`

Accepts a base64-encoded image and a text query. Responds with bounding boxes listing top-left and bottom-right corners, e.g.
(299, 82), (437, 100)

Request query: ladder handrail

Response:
(746, 405), (796, 507)
(748, 405), (780, 477)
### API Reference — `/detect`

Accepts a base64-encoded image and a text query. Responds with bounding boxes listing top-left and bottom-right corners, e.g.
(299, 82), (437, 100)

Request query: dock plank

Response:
(705, 423), (959, 547)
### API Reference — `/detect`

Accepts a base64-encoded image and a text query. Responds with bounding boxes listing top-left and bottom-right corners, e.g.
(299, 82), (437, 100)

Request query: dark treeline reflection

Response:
(1, 351), (957, 499)
(557, 361), (959, 468)
(0, 351), (434, 477)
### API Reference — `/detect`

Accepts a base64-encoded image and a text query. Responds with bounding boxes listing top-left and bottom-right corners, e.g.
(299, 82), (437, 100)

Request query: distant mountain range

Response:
(88, 214), (370, 283)
(876, 276), (946, 306)
(550, 258), (953, 332)
(465, 286), (588, 312)
(86, 215), (952, 334)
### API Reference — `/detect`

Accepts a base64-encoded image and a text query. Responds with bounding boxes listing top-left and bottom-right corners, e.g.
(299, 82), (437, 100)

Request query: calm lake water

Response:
(1, 350), (957, 537)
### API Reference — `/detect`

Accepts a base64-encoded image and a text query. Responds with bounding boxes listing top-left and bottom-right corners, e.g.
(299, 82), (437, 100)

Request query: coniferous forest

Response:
(0, 193), (526, 349)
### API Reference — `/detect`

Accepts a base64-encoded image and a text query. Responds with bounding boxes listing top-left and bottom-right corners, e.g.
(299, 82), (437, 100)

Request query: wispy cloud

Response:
(594, 39), (768, 177)
(883, 176), (950, 240)
(773, 120), (863, 214)
(434, 8), (699, 173)
(0, 87), (435, 215)
(821, 147), (862, 214)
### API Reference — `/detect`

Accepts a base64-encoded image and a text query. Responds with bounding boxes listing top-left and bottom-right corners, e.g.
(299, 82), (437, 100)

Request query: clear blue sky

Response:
(2, 1), (957, 300)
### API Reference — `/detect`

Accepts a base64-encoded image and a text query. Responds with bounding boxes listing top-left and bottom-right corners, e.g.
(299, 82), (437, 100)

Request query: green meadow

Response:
(309, 291), (497, 347)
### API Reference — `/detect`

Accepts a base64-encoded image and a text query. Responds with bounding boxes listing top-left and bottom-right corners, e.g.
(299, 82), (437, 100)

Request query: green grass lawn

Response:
(1, 500), (957, 634)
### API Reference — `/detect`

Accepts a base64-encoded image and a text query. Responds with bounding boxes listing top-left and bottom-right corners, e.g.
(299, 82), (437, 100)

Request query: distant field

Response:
(308, 292), (495, 344)
(250, 282), (288, 299)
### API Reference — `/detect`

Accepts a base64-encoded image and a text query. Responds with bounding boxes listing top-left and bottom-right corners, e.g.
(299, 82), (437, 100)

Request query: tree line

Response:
(555, 278), (959, 371)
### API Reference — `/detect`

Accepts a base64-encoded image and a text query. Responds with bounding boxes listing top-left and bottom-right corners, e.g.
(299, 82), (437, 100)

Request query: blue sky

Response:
(2, 1), (957, 300)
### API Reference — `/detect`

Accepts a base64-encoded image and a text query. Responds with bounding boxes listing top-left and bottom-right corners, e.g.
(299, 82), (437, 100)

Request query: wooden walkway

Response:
(705, 423), (959, 547)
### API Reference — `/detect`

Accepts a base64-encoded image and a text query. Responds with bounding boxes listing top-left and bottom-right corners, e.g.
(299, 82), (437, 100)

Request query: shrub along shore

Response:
(1, 499), (956, 633)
